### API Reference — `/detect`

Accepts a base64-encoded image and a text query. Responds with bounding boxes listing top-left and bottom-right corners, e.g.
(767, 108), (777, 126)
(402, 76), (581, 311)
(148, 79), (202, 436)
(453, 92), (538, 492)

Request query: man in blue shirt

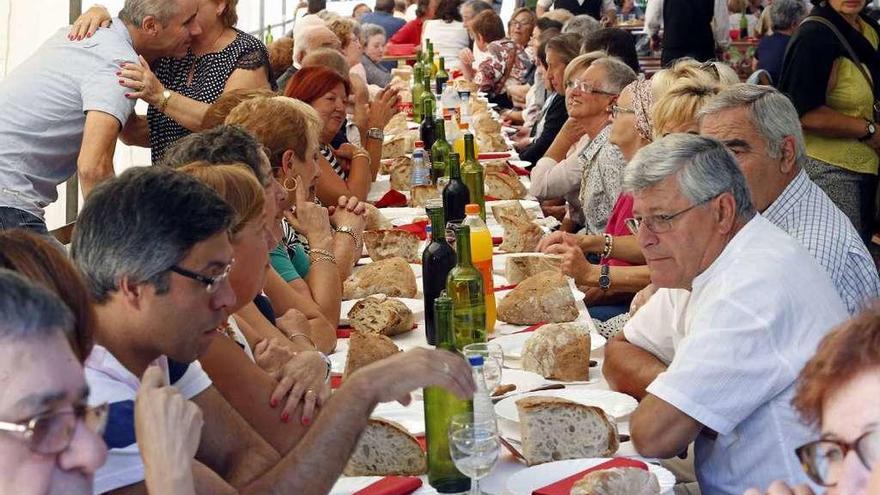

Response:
(361, 0), (406, 39)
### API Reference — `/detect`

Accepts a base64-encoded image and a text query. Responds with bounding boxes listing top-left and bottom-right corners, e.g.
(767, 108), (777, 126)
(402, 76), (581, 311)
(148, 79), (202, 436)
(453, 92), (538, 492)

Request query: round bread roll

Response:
(521, 322), (591, 381)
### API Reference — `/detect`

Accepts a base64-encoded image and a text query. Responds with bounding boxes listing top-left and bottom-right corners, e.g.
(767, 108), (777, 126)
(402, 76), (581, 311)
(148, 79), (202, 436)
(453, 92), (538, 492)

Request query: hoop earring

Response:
(283, 176), (299, 193)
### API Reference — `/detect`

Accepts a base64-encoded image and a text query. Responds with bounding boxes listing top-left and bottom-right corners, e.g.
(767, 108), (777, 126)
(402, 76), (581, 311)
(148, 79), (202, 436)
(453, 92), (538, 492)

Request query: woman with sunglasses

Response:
(0, 230), (202, 495)
(744, 305), (880, 495)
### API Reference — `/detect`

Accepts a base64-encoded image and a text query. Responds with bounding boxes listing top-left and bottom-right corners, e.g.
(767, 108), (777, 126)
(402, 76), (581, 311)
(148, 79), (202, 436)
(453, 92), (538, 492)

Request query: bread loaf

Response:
(343, 257), (418, 300)
(363, 203), (392, 231)
(570, 467), (661, 495)
(410, 184), (441, 207)
(504, 254), (563, 285)
(363, 229), (420, 263)
(384, 112), (408, 136)
(382, 134), (408, 159)
(497, 213), (543, 253)
(348, 295), (415, 336)
(482, 160), (512, 175)
(490, 201), (531, 223)
(389, 156), (413, 191)
(453, 79), (479, 93)
(522, 323), (591, 381)
(477, 132), (510, 153)
(344, 418), (427, 476)
(343, 331), (401, 379)
(485, 171), (527, 200)
(497, 271), (578, 325)
(516, 396), (618, 466)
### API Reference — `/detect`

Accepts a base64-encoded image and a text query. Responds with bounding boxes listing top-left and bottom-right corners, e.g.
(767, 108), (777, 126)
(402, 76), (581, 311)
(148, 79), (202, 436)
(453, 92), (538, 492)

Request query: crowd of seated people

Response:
(1, 0), (880, 493)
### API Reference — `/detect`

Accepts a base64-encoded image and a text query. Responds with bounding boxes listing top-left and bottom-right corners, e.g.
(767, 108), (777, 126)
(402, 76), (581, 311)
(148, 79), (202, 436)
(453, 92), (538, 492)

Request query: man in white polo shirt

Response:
(621, 134), (848, 494)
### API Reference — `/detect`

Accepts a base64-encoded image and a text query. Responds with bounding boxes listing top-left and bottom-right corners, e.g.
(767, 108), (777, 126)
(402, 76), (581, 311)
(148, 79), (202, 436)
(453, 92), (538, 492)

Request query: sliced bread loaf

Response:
(516, 396), (618, 466)
(504, 253), (563, 285)
(485, 171), (527, 200)
(497, 271), (578, 325)
(343, 418), (427, 476)
(348, 295), (414, 337)
(363, 203), (392, 231)
(363, 229), (421, 263)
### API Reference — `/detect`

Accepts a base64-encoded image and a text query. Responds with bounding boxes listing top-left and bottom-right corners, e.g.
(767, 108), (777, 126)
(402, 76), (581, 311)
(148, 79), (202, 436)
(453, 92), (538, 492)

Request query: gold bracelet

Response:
(158, 89), (173, 113)
(288, 332), (317, 349)
(309, 248), (337, 265)
(351, 152), (371, 167)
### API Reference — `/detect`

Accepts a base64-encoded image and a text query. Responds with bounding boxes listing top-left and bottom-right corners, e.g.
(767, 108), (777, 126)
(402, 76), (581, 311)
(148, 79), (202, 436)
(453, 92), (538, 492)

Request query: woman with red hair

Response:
(286, 66), (374, 205)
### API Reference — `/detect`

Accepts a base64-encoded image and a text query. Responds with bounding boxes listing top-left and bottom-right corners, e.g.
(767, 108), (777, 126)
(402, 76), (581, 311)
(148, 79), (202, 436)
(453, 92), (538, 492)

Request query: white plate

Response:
(371, 400), (426, 436)
(505, 458), (676, 495)
(329, 351), (346, 375)
(508, 159), (531, 168)
(339, 297), (425, 326)
(493, 369), (548, 400)
(495, 389), (638, 423)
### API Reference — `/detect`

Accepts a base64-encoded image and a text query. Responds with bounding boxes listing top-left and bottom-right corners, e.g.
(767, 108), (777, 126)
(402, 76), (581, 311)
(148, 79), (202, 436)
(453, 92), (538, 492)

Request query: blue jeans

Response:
(589, 303), (630, 322)
(0, 207), (65, 252)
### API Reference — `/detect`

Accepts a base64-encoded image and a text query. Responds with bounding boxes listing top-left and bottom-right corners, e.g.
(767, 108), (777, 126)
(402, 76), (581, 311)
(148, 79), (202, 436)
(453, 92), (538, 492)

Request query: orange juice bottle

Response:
(462, 204), (496, 335)
(454, 123), (479, 159)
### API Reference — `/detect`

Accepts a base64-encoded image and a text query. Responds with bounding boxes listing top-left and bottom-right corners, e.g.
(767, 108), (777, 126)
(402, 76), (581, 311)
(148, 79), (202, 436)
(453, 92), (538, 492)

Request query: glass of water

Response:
(448, 413), (500, 495)
(462, 342), (504, 391)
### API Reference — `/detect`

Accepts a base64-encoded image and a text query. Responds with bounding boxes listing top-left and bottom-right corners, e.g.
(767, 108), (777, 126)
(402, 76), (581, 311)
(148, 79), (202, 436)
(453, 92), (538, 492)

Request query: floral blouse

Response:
(474, 38), (531, 96)
(577, 125), (627, 235)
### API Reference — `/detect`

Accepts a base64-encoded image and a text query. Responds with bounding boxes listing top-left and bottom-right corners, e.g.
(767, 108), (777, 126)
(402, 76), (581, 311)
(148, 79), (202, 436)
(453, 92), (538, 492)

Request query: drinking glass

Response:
(448, 413), (500, 495)
(462, 342), (504, 391)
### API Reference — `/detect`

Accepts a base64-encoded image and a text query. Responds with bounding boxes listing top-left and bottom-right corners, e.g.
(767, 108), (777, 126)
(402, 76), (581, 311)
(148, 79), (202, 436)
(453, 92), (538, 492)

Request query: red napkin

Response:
(494, 284), (518, 292)
(492, 236), (503, 245)
(509, 164), (530, 176)
(416, 435), (427, 451)
(331, 375), (342, 389)
(375, 189), (408, 208)
(515, 322), (547, 334)
(337, 326), (352, 339)
(354, 477), (423, 495)
(532, 458), (649, 495)
(384, 43), (417, 56)
(478, 152), (511, 160)
(396, 220), (429, 240)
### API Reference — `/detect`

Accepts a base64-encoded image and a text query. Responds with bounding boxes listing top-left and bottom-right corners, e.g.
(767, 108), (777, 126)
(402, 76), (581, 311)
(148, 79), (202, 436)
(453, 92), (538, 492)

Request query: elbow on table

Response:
(629, 413), (684, 459)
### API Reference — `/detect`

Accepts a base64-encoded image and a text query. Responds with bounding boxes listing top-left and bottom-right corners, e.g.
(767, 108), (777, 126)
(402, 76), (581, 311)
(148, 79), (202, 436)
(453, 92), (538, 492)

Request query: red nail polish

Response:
(281, 413), (290, 423)
(270, 398), (278, 408)
(301, 417), (311, 426)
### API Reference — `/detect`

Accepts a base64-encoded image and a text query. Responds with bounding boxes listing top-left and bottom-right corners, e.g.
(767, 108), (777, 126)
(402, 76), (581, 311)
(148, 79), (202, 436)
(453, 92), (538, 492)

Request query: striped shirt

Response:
(86, 346), (212, 494)
(321, 144), (347, 180)
(763, 169), (880, 314)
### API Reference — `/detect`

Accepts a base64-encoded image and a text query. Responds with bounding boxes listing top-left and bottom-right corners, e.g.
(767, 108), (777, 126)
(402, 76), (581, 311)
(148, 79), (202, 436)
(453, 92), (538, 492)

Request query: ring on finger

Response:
(306, 388), (315, 396)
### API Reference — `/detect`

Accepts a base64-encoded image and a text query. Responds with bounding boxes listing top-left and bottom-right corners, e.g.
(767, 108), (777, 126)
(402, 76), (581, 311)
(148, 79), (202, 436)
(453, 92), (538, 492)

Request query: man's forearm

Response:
(603, 336), (667, 399)
(240, 374), (378, 495)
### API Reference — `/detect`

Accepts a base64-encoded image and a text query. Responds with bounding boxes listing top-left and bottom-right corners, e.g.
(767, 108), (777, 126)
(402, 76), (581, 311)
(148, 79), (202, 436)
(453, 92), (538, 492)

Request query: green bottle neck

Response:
(448, 156), (461, 178)
(455, 227), (472, 266)
(428, 207), (447, 243)
(434, 299), (454, 348)
(435, 119), (446, 140)
(464, 134), (477, 162)
(438, 58), (445, 71)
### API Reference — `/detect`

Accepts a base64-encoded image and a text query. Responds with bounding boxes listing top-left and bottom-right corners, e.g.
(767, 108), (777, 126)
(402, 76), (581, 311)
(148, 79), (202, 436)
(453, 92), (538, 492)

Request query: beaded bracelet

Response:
(601, 234), (614, 259)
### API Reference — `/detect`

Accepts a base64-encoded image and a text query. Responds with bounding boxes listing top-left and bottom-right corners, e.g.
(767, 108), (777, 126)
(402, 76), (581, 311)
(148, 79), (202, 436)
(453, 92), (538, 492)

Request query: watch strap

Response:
(598, 264), (611, 291)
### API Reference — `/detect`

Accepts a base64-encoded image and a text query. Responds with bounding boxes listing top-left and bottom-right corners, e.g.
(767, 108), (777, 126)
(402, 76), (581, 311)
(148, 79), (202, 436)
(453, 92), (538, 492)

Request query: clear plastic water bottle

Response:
(442, 82), (461, 121)
(468, 355), (496, 424)
(411, 141), (432, 188)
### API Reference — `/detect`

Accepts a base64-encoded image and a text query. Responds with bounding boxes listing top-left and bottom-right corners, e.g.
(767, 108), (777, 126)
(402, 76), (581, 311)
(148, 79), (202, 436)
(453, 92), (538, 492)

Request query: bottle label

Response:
(399, 101), (414, 119)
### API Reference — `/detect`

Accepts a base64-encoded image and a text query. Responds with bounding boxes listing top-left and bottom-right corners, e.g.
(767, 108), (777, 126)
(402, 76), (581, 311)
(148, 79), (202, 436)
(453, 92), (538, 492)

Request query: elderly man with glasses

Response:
(617, 134), (847, 493)
(0, 270), (108, 495)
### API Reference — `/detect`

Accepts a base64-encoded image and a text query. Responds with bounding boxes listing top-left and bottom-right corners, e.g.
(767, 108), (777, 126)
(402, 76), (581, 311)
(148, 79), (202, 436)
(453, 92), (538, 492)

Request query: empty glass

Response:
(448, 413), (500, 495)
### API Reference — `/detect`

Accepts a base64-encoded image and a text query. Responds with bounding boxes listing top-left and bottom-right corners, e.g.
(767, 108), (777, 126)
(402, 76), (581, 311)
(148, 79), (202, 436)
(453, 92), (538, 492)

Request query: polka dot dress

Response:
(148, 29), (276, 163)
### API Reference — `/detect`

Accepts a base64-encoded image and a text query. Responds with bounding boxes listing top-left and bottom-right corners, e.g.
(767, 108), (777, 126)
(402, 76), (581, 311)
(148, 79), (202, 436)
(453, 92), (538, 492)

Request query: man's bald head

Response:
(293, 25), (342, 64)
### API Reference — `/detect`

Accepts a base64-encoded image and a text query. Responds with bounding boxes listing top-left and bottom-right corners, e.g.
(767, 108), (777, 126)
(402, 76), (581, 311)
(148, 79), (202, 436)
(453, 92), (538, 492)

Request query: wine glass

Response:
(462, 342), (504, 391)
(448, 413), (500, 495)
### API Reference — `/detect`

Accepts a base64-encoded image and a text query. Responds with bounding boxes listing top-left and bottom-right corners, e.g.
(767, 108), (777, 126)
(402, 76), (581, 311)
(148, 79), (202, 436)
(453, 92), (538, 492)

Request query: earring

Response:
(283, 176), (299, 192)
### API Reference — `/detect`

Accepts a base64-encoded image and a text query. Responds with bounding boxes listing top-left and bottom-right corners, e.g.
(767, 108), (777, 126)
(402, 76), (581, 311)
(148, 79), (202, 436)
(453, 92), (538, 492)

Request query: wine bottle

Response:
(446, 224), (487, 347)
(442, 153), (469, 229)
(739, 8), (748, 39)
(422, 201), (457, 345)
(462, 204), (496, 336)
(424, 293), (472, 493)
(420, 72), (437, 121)
(420, 99), (437, 156)
(431, 117), (452, 183)
(460, 133), (486, 221)
(435, 57), (449, 94)
(412, 65), (425, 123)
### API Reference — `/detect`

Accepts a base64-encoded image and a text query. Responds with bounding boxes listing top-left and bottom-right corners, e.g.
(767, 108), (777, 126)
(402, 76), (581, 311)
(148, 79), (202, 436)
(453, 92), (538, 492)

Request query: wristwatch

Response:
(859, 119), (877, 141)
(158, 89), (173, 113)
(598, 264), (611, 291)
(367, 127), (384, 141)
(317, 352), (332, 383)
(335, 225), (363, 247)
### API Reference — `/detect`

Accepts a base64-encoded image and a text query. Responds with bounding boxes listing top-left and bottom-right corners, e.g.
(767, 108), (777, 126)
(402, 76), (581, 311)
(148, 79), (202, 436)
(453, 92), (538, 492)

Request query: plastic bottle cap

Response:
(415, 140), (424, 148)
(459, 123), (469, 130)
(467, 355), (484, 366)
(465, 204), (480, 215)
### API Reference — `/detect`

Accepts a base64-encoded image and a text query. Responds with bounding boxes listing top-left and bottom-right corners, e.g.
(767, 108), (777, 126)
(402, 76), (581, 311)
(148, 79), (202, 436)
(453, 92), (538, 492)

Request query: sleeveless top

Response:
(147, 29), (275, 163)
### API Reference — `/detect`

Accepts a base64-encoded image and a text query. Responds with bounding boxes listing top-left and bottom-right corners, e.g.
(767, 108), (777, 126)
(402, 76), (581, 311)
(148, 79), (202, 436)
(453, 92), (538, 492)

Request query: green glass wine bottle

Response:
(446, 225), (487, 347)
(412, 65), (425, 123)
(435, 57), (449, 94)
(460, 133), (486, 221)
(430, 117), (452, 183)
(424, 293), (472, 492)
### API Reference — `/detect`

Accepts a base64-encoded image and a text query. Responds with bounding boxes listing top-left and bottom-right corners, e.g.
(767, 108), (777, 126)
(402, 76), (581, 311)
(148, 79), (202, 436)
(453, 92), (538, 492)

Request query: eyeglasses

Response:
(795, 430), (880, 486)
(566, 80), (618, 96)
(509, 20), (534, 29)
(0, 403), (108, 455)
(610, 103), (635, 119)
(625, 196), (716, 234)
(169, 259), (234, 294)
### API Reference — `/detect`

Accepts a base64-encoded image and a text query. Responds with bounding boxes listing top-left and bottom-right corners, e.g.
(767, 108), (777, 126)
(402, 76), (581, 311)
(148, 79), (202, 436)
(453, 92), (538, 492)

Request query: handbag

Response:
(802, 15), (880, 121)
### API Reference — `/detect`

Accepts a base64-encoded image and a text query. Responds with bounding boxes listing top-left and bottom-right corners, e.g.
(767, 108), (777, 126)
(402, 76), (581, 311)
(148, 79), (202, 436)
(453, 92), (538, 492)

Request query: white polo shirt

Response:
(643, 214), (848, 494)
(86, 346), (213, 494)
